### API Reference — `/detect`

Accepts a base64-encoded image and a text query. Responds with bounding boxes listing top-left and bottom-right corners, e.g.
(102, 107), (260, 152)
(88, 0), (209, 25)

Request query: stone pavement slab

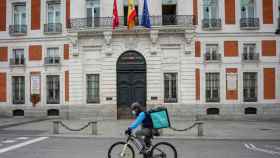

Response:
(0, 117), (49, 129)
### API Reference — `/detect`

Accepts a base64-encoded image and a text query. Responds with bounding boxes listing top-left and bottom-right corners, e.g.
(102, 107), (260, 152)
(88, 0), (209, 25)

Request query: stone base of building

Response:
(0, 103), (280, 121)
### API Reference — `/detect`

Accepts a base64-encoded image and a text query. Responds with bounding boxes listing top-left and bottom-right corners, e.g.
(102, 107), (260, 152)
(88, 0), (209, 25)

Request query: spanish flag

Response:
(127, 0), (137, 29)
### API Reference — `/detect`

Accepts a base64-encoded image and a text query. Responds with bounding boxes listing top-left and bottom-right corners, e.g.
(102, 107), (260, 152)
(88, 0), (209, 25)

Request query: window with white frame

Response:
(243, 43), (258, 60)
(86, 0), (100, 27)
(46, 75), (60, 104)
(241, 0), (255, 18)
(243, 72), (257, 102)
(162, 0), (177, 25)
(203, 0), (218, 20)
(46, 1), (61, 32)
(12, 3), (27, 33)
(164, 73), (177, 103)
(206, 73), (220, 102)
(45, 48), (60, 64)
(87, 74), (100, 103)
(11, 49), (25, 65)
(205, 44), (220, 61)
(12, 76), (25, 104)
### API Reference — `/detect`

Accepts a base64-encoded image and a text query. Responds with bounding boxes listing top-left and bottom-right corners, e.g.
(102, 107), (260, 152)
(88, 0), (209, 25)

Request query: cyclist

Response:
(125, 102), (154, 152)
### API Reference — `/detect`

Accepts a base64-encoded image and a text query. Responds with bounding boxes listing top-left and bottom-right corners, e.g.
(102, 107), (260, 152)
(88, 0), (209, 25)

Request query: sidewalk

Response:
(0, 117), (49, 129)
(1, 118), (280, 140)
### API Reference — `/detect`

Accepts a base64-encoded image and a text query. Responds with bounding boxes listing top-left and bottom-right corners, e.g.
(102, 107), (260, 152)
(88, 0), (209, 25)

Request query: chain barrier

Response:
(58, 121), (96, 132)
(170, 122), (202, 132)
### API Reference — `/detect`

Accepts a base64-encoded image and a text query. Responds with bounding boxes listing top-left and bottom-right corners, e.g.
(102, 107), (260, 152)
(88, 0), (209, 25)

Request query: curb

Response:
(0, 118), (51, 129)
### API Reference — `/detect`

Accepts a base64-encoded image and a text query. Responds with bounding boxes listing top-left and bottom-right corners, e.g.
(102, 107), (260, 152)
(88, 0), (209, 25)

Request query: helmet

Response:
(131, 102), (144, 113)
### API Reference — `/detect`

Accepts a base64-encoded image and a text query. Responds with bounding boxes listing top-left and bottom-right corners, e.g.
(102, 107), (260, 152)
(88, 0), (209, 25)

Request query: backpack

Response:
(148, 107), (171, 129)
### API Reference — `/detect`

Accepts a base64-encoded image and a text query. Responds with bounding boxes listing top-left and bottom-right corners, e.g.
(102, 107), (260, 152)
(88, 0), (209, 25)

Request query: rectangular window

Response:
(46, 75), (60, 104)
(243, 43), (258, 60)
(13, 3), (26, 25)
(11, 49), (25, 65)
(243, 72), (257, 102)
(47, 2), (60, 24)
(45, 48), (60, 64)
(206, 73), (220, 102)
(205, 44), (220, 61)
(86, 0), (100, 27)
(87, 74), (100, 103)
(12, 76), (25, 104)
(203, 0), (218, 19)
(241, 0), (255, 18)
(164, 73), (177, 103)
(162, 0), (177, 25)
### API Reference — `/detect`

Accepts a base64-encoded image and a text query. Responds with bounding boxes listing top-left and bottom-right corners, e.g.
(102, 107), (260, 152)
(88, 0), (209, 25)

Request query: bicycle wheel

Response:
(150, 142), (177, 158)
(108, 141), (135, 158)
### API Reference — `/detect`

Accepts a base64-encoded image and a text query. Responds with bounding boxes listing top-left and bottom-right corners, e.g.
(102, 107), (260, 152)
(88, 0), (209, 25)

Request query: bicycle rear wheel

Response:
(150, 142), (177, 158)
(108, 141), (135, 158)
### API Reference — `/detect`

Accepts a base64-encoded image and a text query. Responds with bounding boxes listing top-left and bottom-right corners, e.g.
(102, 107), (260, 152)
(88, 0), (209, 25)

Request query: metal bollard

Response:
(53, 121), (60, 134)
(91, 122), (97, 135)
(196, 122), (204, 136)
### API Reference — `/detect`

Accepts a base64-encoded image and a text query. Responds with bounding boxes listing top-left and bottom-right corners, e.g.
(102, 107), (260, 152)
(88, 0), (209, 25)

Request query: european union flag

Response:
(141, 0), (151, 29)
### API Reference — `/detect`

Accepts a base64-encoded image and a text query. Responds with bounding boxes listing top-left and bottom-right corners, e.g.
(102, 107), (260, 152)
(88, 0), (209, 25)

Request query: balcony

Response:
(204, 53), (221, 62)
(242, 52), (259, 62)
(10, 58), (25, 66)
(240, 18), (259, 30)
(9, 25), (27, 36)
(69, 15), (194, 32)
(44, 23), (62, 34)
(44, 57), (60, 65)
(202, 19), (222, 30)
(276, 17), (280, 34)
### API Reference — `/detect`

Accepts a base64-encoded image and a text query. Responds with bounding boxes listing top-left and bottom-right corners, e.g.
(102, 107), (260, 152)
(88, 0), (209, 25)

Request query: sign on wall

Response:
(31, 75), (40, 94)
(226, 73), (237, 91)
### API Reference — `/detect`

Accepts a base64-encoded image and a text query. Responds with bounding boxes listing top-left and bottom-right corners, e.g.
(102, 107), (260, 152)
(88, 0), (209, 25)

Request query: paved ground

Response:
(0, 136), (279, 158)
(1, 118), (280, 140)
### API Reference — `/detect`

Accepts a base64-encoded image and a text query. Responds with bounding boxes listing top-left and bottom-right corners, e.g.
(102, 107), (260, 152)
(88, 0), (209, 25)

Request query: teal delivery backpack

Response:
(149, 107), (171, 129)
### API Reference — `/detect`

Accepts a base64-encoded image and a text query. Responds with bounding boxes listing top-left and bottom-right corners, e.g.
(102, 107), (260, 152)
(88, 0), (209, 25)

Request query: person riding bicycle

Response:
(125, 102), (154, 150)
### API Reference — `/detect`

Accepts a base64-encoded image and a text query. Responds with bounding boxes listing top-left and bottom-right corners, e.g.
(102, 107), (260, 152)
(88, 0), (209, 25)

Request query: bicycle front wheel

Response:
(108, 141), (135, 158)
(151, 142), (177, 158)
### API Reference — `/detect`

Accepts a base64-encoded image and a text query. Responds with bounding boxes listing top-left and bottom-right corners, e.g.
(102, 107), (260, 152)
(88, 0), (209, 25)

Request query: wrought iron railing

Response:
(240, 18), (259, 29)
(44, 57), (60, 65)
(202, 19), (222, 30)
(47, 98), (60, 104)
(242, 52), (259, 61)
(44, 23), (62, 33)
(9, 25), (27, 35)
(204, 53), (221, 62)
(70, 15), (193, 31)
(10, 58), (25, 66)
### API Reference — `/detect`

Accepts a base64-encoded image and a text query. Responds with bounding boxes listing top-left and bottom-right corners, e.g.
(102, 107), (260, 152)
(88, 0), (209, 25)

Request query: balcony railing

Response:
(44, 57), (60, 65)
(204, 53), (221, 62)
(202, 19), (222, 30)
(69, 15), (194, 31)
(242, 52), (259, 61)
(240, 18), (259, 30)
(9, 25), (27, 35)
(44, 23), (62, 34)
(10, 58), (25, 66)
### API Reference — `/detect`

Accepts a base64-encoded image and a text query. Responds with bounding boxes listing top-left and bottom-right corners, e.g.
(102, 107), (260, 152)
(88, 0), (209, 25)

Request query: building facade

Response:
(0, 0), (279, 120)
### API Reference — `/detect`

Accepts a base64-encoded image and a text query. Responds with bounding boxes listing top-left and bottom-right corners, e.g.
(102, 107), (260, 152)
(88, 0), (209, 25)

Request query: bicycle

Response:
(108, 132), (177, 158)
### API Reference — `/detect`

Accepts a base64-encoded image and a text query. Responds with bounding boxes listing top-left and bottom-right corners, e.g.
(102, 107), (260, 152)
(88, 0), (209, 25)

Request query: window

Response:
(241, 0), (255, 18)
(123, 0), (138, 26)
(87, 74), (100, 103)
(12, 76), (25, 104)
(46, 75), (60, 104)
(45, 48), (60, 64)
(206, 73), (220, 102)
(45, 2), (62, 33)
(243, 72), (257, 102)
(205, 44), (220, 61)
(11, 49), (25, 65)
(162, 0), (177, 25)
(164, 73), (177, 103)
(203, 0), (218, 19)
(243, 44), (258, 60)
(11, 3), (27, 34)
(86, 0), (100, 27)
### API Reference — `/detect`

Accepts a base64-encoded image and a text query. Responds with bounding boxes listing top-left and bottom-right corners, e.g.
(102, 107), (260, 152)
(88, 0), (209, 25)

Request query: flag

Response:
(127, 0), (137, 29)
(141, 0), (151, 29)
(112, 0), (119, 29)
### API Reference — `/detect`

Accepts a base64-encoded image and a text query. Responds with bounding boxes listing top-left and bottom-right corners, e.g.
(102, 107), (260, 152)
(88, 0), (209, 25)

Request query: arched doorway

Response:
(117, 51), (146, 119)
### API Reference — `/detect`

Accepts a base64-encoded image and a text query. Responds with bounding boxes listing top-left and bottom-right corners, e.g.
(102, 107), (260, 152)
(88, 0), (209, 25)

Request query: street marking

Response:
(2, 140), (16, 144)
(16, 137), (29, 140)
(244, 143), (280, 156)
(0, 137), (48, 154)
(264, 145), (280, 151)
